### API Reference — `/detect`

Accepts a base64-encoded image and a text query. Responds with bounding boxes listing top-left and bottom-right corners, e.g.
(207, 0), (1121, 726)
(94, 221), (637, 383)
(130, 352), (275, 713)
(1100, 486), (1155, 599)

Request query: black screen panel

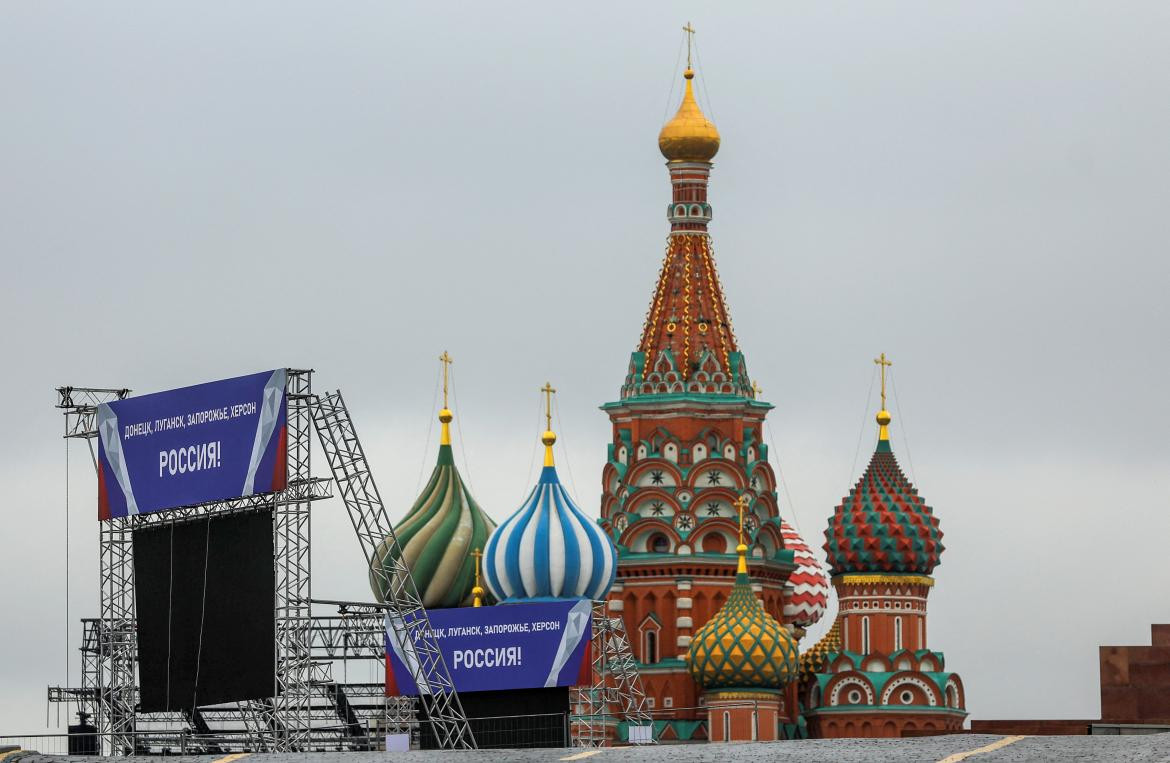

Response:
(134, 510), (275, 712)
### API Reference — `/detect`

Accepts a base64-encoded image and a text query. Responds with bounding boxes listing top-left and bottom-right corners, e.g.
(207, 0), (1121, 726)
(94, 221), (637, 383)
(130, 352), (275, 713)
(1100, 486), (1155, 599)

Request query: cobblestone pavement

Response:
(10, 734), (1170, 763)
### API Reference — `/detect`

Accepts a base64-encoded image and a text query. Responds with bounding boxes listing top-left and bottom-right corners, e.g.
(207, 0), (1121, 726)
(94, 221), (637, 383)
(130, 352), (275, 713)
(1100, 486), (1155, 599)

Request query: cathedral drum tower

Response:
(803, 356), (967, 737)
(599, 31), (826, 741)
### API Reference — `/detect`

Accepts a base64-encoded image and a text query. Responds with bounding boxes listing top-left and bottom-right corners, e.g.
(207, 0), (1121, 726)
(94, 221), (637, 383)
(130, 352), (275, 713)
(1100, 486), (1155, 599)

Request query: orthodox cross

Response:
(439, 350), (453, 408)
(541, 382), (556, 431)
(471, 547), (483, 607)
(683, 22), (696, 69)
(751, 380), (763, 399)
(471, 548), (482, 588)
(874, 352), (892, 410)
(733, 493), (751, 545)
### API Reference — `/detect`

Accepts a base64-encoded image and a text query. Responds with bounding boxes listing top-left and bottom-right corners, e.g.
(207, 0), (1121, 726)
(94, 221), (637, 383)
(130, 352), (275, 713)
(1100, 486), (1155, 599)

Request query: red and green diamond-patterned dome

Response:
(824, 435), (943, 576)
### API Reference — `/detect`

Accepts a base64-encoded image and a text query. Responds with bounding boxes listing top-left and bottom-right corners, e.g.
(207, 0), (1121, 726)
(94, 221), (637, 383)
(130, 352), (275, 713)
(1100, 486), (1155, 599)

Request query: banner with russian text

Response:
(384, 600), (592, 695)
(96, 369), (287, 520)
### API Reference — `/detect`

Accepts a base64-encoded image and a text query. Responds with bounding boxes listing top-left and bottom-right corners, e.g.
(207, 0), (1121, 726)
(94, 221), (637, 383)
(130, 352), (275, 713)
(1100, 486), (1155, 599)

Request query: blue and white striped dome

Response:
(483, 460), (617, 603)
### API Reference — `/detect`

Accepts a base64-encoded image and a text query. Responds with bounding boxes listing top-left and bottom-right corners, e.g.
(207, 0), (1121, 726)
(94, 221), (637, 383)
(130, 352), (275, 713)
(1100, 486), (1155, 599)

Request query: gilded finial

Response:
(873, 353), (893, 442)
(658, 23), (720, 163)
(439, 351), (454, 445)
(751, 380), (763, 400)
(540, 382), (557, 466)
(733, 493), (751, 574)
(471, 548), (484, 607)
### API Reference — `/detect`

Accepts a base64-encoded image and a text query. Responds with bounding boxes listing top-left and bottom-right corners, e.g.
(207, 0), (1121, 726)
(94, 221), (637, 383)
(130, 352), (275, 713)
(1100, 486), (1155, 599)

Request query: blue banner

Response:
(384, 600), (593, 695)
(96, 369), (288, 520)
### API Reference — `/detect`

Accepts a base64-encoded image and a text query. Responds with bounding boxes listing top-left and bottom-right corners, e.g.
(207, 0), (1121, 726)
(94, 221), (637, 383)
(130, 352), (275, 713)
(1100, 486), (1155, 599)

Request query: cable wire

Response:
(522, 392), (542, 498)
(849, 366), (879, 484)
(449, 367), (476, 496)
(553, 397), (582, 503)
(414, 363), (441, 494)
(765, 422), (803, 537)
(662, 34), (686, 124)
(166, 522), (174, 710)
(890, 370), (917, 484)
(191, 516), (213, 711)
(64, 438), (70, 699)
(692, 39), (717, 125)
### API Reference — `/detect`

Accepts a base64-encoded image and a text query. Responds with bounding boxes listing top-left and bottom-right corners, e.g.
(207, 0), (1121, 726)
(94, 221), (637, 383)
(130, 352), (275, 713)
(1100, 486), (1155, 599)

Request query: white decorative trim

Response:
(677, 597), (693, 609)
(676, 616), (693, 628)
(828, 677), (875, 706)
(879, 676), (939, 707)
(608, 600), (624, 612)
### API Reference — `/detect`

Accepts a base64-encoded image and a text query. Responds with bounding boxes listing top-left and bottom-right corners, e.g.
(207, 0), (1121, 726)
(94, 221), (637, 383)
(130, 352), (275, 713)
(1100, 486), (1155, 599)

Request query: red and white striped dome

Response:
(780, 519), (830, 628)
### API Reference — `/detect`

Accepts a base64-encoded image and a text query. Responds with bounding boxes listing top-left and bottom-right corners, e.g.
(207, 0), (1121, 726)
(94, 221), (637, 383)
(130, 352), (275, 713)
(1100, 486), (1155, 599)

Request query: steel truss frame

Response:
(571, 601), (653, 747)
(309, 390), (474, 749)
(56, 373), (330, 753)
(52, 374), (477, 753)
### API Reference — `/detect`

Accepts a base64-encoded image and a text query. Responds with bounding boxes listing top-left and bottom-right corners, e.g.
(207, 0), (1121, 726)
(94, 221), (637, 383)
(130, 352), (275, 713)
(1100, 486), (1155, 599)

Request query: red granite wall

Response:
(1100, 624), (1170, 723)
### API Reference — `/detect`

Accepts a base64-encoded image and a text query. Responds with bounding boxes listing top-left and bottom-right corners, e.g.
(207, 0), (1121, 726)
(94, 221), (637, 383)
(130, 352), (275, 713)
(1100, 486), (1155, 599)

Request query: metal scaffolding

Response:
(572, 601), (653, 747)
(51, 373), (477, 753)
(54, 374), (329, 753)
(310, 389), (474, 749)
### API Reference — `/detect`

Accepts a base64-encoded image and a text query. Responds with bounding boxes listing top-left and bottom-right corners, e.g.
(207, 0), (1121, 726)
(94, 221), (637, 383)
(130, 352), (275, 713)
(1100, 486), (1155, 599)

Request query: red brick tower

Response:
(598, 42), (810, 741)
(804, 356), (967, 737)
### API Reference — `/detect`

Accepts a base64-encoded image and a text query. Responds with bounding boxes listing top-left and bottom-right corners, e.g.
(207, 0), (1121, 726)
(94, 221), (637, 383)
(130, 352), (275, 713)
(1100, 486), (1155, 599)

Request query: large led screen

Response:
(134, 510), (275, 712)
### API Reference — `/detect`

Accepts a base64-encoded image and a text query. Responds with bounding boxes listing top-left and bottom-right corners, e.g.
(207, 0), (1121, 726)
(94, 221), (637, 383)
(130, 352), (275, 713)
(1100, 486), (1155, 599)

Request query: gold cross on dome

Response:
(541, 382), (556, 431)
(682, 22), (696, 69)
(733, 493), (751, 545)
(439, 351), (453, 408)
(471, 547), (484, 607)
(471, 548), (482, 587)
(874, 352), (892, 410)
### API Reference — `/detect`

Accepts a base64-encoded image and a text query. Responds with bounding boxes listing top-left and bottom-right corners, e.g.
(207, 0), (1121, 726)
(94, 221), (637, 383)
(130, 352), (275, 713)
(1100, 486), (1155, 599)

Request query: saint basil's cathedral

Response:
(378, 34), (968, 743)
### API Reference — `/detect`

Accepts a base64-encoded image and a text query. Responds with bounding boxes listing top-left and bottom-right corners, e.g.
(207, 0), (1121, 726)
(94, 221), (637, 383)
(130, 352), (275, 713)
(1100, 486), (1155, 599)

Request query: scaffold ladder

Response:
(310, 390), (475, 750)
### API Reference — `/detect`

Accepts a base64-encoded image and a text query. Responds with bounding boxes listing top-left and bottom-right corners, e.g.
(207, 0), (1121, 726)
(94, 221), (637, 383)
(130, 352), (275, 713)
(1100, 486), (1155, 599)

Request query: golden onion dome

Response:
(658, 68), (721, 163)
(686, 566), (800, 691)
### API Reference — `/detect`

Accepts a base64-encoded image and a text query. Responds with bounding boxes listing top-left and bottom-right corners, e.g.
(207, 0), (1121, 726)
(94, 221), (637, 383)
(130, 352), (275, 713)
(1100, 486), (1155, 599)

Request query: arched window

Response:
(649, 533), (670, 554)
(723, 710), (731, 742)
(644, 630), (658, 664)
(751, 708), (758, 741)
(861, 616), (871, 654)
(894, 617), (903, 651)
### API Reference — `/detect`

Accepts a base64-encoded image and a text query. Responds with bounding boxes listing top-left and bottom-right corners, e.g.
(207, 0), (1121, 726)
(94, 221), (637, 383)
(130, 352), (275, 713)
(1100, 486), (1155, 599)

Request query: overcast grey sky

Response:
(2, 1), (1169, 733)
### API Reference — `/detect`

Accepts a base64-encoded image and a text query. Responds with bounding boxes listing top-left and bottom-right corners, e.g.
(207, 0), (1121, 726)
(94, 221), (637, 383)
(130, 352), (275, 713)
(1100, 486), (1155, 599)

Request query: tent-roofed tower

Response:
(370, 352), (496, 608)
(599, 26), (809, 740)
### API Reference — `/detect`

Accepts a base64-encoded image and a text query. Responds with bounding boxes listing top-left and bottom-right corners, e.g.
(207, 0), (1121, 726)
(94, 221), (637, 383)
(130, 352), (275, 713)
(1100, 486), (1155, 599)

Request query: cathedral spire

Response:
(624, 41), (750, 396)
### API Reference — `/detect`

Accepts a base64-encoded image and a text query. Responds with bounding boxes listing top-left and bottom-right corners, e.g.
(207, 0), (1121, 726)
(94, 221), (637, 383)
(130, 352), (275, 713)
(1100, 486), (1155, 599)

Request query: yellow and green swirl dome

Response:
(687, 569), (800, 691)
(370, 439), (495, 608)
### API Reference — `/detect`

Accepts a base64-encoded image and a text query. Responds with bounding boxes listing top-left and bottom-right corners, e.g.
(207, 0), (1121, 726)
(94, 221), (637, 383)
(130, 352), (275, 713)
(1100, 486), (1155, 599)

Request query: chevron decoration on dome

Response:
(799, 616), (842, 679)
(780, 519), (830, 627)
(823, 442), (944, 576)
